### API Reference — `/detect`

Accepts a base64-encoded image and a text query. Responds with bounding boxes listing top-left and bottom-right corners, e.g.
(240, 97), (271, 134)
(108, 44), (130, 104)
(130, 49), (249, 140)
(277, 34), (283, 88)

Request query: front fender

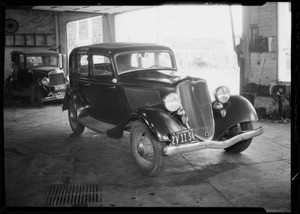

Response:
(61, 88), (88, 118)
(107, 107), (186, 142)
(213, 95), (258, 140)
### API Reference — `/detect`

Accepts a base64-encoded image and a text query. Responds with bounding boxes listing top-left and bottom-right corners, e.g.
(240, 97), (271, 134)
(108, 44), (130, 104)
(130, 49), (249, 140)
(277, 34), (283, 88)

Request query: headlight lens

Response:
(214, 86), (230, 103)
(41, 77), (49, 86)
(163, 93), (182, 112)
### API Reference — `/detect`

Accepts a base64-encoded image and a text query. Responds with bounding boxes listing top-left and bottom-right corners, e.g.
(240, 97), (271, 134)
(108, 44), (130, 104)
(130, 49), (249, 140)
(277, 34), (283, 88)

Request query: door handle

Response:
(84, 83), (90, 87)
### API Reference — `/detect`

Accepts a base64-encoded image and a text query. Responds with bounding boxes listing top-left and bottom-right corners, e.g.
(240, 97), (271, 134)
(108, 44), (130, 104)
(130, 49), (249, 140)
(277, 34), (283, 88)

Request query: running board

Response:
(78, 116), (115, 134)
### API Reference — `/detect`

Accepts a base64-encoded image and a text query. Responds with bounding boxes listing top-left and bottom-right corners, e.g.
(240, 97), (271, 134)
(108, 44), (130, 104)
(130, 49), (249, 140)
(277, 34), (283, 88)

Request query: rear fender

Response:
(61, 88), (88, 118)
(213, 95), (258, 140)
(107, 107), (186, 142)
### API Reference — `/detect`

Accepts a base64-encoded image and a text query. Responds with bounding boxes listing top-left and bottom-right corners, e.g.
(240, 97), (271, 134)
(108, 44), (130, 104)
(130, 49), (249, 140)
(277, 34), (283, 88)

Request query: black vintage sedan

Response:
(4, 51), (69, 106)
(62, 43), (263, 176)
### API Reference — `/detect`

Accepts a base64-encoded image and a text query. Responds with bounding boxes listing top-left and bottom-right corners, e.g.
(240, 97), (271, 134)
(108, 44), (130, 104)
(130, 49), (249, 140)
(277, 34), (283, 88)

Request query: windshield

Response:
(26, 55), (58, 67)
(115, 51), (176, 74)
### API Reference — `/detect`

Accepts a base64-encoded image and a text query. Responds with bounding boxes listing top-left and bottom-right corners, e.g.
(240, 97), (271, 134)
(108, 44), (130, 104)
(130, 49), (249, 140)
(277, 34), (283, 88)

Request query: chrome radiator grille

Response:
(49, 73), (65, 86)
(178, 80), (214, 139)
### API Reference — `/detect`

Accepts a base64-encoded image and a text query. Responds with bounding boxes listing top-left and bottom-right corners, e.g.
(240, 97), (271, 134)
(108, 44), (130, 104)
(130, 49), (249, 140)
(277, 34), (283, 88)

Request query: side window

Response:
(77, 54), (89, 75)
(92, 55), (112, 77)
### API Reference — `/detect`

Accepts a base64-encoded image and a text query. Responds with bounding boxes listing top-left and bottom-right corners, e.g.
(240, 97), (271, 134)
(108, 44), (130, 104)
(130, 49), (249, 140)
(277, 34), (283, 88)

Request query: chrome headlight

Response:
(213, 86), (230, 103)
(163, 93), (182, 112)
(41, 77), (49, 86)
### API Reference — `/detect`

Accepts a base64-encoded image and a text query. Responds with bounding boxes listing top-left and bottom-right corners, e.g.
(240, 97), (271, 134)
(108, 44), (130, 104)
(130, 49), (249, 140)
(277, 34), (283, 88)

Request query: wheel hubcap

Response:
(137, 143), (145, 157)
(136, 132), (154, 163)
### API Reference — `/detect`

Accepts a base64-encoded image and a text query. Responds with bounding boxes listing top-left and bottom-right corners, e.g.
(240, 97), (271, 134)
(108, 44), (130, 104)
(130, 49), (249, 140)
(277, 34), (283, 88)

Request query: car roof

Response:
(70, 42), (173, 55)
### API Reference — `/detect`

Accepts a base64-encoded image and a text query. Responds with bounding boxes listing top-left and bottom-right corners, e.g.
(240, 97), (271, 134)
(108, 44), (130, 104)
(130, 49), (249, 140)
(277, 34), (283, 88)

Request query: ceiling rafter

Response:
(31, 5), (153, 14)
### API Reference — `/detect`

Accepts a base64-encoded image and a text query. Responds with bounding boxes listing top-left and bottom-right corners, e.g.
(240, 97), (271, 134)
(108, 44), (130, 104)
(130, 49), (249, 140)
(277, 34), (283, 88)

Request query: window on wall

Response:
(67, 16), (103, 56)
(278, 2), (291, 82)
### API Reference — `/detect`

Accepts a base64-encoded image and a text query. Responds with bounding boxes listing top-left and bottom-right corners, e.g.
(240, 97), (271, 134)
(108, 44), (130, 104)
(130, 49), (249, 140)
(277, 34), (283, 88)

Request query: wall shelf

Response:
(5, 33), (56, 47)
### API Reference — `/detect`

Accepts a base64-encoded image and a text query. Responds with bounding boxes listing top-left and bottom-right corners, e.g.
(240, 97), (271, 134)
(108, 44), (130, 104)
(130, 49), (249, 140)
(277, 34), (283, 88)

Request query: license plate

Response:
(55, 94), (65, 99)
(54, 84), (66, 91)
(170, 129), (196, 145)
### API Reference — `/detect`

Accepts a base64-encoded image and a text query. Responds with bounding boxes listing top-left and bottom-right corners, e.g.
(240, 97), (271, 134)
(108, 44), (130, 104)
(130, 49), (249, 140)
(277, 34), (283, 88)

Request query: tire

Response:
(130, 121), (165, 176)
(30, 86), (43, 107)
(68, 100), (85, 135)
(224, 122), (253, 153)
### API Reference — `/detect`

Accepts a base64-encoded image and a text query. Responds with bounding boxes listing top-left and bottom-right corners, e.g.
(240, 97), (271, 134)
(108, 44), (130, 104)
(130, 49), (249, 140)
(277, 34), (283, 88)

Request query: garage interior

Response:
(2, 3), (294, 212)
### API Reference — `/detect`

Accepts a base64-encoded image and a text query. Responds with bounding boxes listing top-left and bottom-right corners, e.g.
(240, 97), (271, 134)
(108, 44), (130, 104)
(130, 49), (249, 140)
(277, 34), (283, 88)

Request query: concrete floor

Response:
(3, 98), (291, 211)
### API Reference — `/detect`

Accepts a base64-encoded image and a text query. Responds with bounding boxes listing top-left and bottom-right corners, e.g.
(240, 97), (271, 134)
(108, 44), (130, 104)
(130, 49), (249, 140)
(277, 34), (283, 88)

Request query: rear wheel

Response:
(223, 122), (253, 153)
(130, 121), (165, 176)
(68, 100), (85, 135)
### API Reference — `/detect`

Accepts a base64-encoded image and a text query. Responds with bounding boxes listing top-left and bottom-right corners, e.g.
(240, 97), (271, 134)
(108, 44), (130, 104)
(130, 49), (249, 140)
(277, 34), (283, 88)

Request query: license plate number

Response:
(170, 129), (196, 145)
(54, 84), (66, 91)
(56, 94), (65, 99)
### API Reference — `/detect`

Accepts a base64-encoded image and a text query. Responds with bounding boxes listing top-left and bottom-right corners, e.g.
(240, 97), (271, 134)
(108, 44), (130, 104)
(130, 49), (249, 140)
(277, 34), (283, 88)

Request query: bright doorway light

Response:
(278, 2), (291, 82)
(115, 5), (242, 95)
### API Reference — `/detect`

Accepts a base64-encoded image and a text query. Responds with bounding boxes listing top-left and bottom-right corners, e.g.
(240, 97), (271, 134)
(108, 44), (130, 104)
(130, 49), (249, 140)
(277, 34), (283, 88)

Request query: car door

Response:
(73, 52), (95, 117)
(88, 53), (127, 125)
(18, 53), (32, 87)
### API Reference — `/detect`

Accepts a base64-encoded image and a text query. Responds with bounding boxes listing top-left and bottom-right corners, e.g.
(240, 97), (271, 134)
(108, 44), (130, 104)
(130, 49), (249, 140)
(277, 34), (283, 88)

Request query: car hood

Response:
(118, 69), (195, 86)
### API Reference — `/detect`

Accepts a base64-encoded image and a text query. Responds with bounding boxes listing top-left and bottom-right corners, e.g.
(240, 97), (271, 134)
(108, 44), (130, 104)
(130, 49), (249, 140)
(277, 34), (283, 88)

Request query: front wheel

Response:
(224, 122), (253, 153)
(30, 86), (43, 107)
(68, 100), (85, 135)
(130, 121), (165, 176)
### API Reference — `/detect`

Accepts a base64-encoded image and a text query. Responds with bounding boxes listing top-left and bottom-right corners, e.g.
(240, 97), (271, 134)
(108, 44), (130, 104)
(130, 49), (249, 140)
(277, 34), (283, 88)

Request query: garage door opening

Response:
(115, 5), (242, 95)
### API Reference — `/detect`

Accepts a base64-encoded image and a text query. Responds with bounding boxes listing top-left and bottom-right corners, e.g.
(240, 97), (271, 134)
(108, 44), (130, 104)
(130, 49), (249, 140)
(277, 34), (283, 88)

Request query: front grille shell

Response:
(49, 73), (65, 86)
(177, 80), (215, 140)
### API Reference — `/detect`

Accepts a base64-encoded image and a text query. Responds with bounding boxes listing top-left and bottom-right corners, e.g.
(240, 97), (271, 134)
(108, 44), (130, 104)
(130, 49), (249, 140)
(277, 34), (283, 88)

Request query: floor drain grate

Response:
(45, 184), (101, 207)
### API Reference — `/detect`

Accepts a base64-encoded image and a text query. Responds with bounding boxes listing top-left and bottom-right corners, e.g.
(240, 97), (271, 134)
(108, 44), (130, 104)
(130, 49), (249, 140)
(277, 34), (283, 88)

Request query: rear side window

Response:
(77, 54), (89, 75)
(92, 55), (112, 77)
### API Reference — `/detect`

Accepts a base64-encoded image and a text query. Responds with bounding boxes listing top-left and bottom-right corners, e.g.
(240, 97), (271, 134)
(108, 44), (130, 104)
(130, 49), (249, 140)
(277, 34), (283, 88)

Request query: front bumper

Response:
(163, 126), (264, 155)
(41, 92), (66, 102)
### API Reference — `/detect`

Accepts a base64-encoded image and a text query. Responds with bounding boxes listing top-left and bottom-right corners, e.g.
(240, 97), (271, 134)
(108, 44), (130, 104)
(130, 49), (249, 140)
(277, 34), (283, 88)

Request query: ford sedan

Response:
(62, 43), (263, 176)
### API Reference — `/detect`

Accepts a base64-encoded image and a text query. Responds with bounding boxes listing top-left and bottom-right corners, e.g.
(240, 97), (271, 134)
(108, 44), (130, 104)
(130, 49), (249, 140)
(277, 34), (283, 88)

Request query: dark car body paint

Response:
(106, 107), (187, 141)
(213, 95), (258, 140)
